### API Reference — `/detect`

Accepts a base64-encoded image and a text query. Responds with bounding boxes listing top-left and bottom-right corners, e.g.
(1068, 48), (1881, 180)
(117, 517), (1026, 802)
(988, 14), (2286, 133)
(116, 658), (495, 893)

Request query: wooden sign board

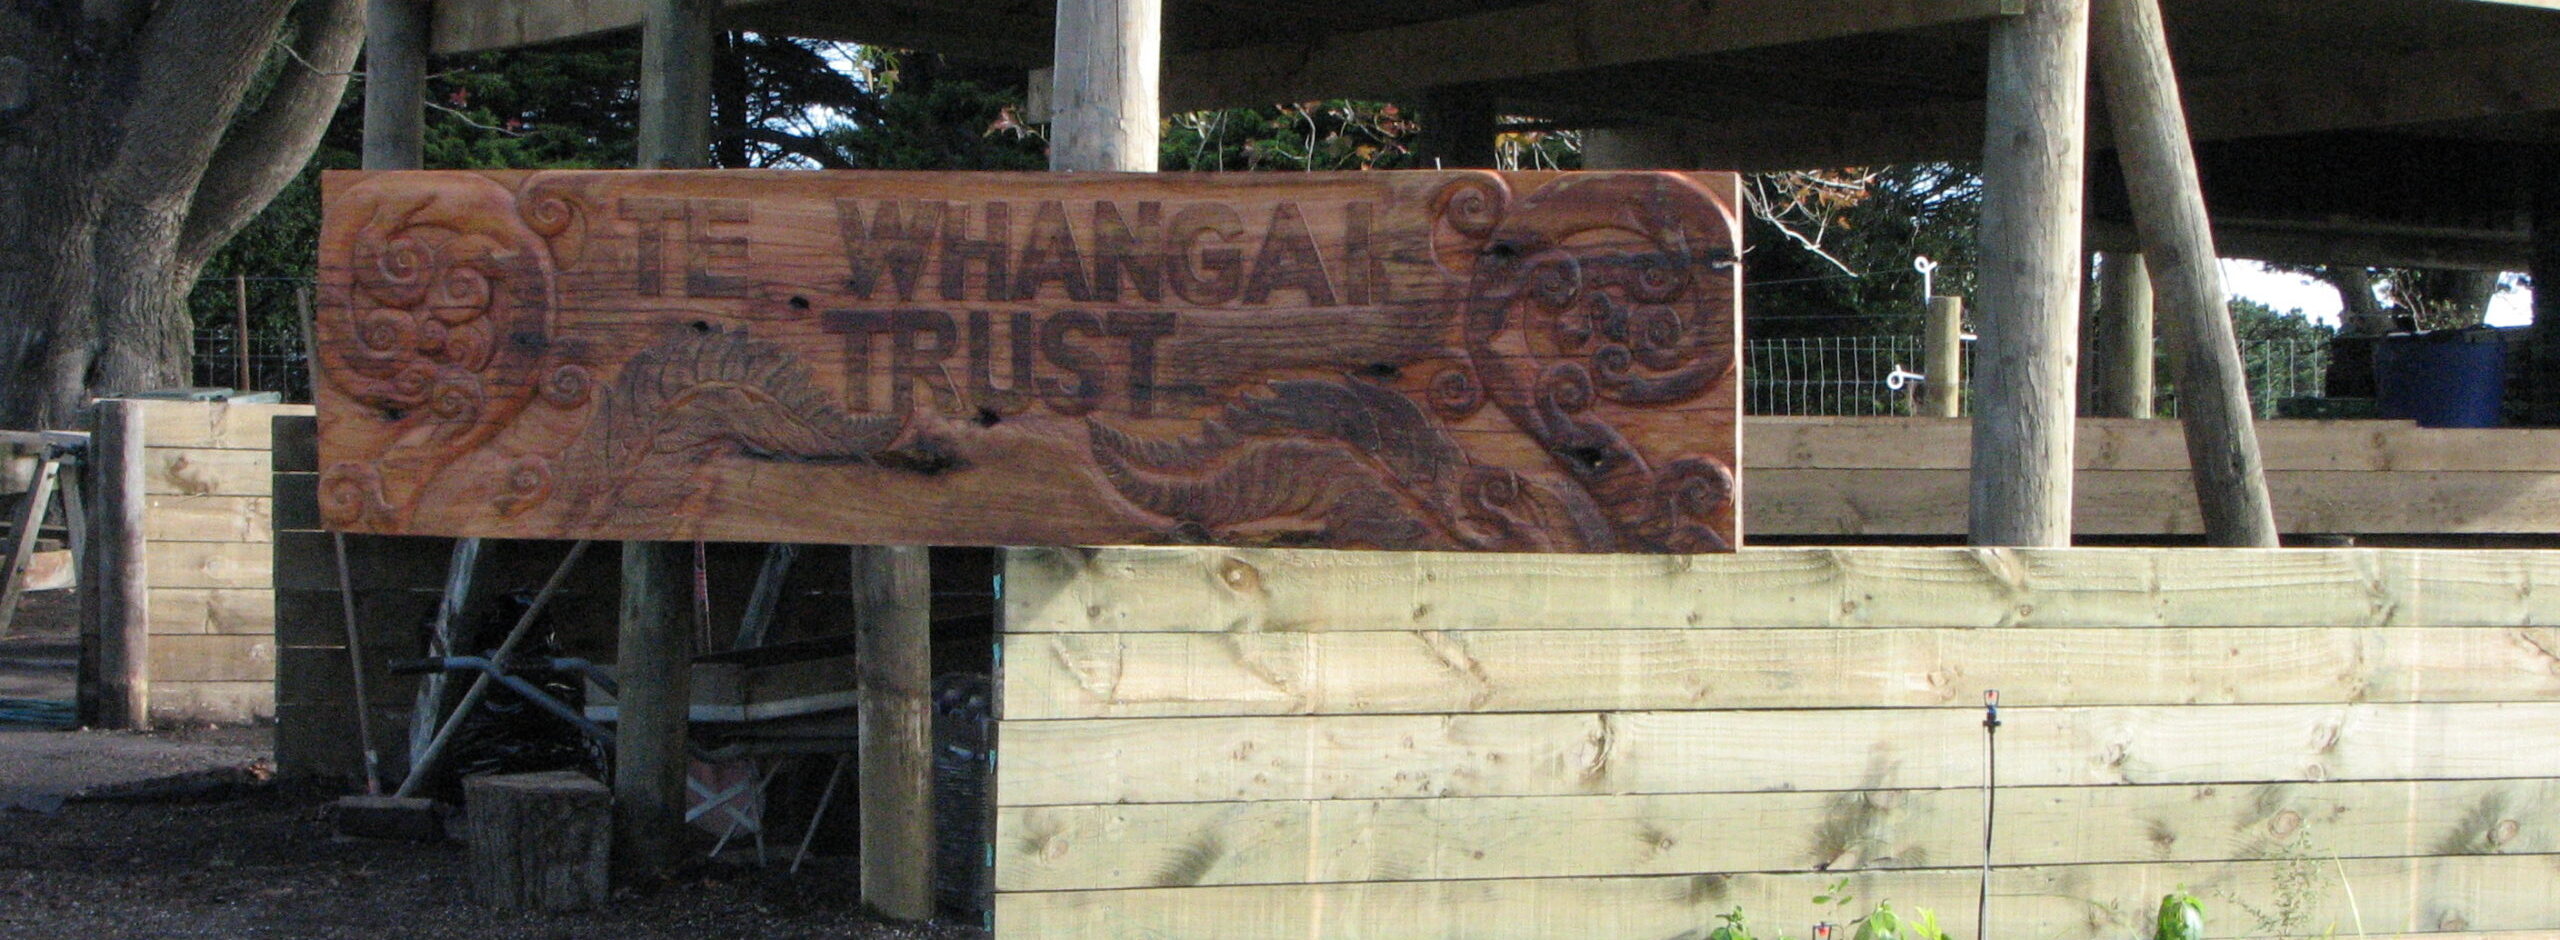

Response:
(315, 169), (1740, 553)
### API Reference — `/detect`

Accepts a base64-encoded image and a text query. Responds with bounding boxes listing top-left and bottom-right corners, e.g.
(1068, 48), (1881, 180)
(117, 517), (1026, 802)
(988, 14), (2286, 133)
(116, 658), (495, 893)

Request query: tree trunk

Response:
(0, 1), (362, 430)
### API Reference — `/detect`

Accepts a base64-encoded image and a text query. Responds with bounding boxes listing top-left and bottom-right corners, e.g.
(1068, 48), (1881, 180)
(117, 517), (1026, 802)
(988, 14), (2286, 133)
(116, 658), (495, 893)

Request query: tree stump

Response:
(465, 770), (612, 912)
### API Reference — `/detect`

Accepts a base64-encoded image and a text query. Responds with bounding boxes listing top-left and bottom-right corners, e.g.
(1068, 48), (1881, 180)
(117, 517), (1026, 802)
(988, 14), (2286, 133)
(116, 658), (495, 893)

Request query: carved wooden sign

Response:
(315, 169), (1740, 552)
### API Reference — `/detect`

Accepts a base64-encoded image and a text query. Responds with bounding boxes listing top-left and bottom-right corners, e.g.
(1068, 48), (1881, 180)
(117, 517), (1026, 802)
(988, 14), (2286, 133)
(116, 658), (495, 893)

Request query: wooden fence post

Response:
(79, 400), (148, 730)
(2091, 0), (2279, 546)
(1968, 0), (2091, 547)
(2085, 252), (2155, 418)
(1924, 296), (1967, 418)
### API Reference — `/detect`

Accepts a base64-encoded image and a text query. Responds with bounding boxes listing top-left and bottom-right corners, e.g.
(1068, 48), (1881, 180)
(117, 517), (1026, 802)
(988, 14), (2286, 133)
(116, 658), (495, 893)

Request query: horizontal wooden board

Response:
(1000, 626), (2560, 719)
(134, 400), (314, 450)
(143, 495), (274, 543)
(996, 703), (2560, 806)
(148, 681), (276, 724)
(276, 646), (424, 710)
(315, 169), (1741, 553)
(1001, 547), (2560, 633)
(272, 414), (318, 473)
(1755, 467), (2560, 536)
(142, 447), (274, 497)
(142, 541), (272, 590)
(996, 778), (2560, 890)
(992, 853), (2560, 940)
(1746, 416), (2560, 474)
(147, 634), (277, 683)
(148, 588), (276, 636)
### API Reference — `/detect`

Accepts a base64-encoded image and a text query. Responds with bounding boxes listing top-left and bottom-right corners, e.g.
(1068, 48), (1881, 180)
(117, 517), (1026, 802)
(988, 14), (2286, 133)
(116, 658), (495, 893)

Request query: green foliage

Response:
(2155, 889), (2206, 940)
(1162, 102), (1421, 172)
(1852, 901), (1950, 940)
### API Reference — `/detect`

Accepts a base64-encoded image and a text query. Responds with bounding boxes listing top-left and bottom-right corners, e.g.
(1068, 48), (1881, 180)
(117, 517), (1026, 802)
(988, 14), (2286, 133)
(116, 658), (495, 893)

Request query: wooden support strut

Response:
(2089, 0), (2278, 547)
(1049, 0), (1161, 172)
(1968, 0), (2090, 548)
(1923, 296), (1966, 418)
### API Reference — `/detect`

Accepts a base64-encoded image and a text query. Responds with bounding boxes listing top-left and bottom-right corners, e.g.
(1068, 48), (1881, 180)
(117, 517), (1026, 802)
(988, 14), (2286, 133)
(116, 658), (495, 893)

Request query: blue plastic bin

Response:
(2373, 330), (2509, 428)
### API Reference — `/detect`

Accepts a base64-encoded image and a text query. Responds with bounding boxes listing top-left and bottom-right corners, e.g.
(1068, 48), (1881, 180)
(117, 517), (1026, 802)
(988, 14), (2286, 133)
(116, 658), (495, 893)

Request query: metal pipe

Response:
(395, 540), (594, 797)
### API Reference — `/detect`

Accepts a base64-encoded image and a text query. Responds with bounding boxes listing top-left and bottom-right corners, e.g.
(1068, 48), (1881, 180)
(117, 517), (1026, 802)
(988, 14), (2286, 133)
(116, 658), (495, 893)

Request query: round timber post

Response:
(614, 0), (715, 886)
(361, 0), (429, 171)
(1968, 0), (2091, 547)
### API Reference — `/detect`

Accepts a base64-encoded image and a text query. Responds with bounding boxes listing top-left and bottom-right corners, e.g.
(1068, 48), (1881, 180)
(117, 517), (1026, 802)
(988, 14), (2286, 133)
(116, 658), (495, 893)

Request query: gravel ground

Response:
(1, 590), (984, 939)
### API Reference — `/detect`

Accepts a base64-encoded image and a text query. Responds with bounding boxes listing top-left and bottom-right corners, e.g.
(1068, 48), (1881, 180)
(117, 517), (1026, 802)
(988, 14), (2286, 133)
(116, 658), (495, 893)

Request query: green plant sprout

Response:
(2155, 889), (2206, 940)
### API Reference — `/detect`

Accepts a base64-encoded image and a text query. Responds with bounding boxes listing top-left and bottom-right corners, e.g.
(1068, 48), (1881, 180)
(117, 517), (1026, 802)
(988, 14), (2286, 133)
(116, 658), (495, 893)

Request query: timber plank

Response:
(991, 853), (2560, 940)
(142, 447), (273, 498)
(314, 169), (1742, 553)
(994, 778), (2560, 890)
(147, 635), (277, 683)
(1000, 547), (2560, 633)
(1754, 467), (2560, 536)
(135, 400), (314, 450)
(143, 495), (274, 543)
(995, 703), (2560, 806)
(1000, 626), (2560, 719)
(143, 541), (272, 590)
(148, 588), (276, 636)
(148, 681), (276, 724)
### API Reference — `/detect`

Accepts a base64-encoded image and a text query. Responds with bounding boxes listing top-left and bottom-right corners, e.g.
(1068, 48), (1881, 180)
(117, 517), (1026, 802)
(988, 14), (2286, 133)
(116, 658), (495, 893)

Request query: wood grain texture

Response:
(995, 778), (2560, 890)
(147, 588), (276, 635)
(997, 703), (2560, 806)
(143, 495), (274, 543)
(314, 169), (1741, 553)
(143, 447), (273, 497)
(991, 853), (2560, 939)
(1001, 626), (2560, 719)
(134, 400), (314, 450)
(1001, 547), (2560, 633)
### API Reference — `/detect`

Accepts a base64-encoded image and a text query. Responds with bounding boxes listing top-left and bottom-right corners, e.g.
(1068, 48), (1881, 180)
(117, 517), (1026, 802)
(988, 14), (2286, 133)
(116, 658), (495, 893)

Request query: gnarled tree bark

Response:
(0, 0), (363, 430)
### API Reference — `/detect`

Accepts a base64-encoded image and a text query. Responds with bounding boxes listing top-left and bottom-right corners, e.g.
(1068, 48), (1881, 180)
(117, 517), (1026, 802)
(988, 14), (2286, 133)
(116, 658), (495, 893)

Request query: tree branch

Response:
(719, 124), (857, 169)
(102, 0), (296, 210)
(179, 0), (365, 268)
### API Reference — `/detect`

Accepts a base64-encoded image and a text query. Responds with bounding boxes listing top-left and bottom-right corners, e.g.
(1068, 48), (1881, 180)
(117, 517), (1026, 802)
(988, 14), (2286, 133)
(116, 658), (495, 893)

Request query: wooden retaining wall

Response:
(990, 546), (2560, 938)
(130, 400), (309, 723)
(1749, 417), (2560, 539)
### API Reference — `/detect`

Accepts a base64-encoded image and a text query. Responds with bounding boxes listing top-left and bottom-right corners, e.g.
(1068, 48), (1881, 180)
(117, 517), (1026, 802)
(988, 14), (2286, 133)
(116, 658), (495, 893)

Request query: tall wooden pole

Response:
(79, 400), (148, 730)
(854, 546), (934, 920)
(361, 0), (429, 171)
(2084, 252), (2155, 418)
(612, 540), (690, 882)
(1923, 297), (1967, 418)
(615, 0), (715, 884)
(1968, 0), (2090, 547)
(637, 0), (717, 168)
(1049, 0), (1160, 172)
(2091, 0), (2279, 547)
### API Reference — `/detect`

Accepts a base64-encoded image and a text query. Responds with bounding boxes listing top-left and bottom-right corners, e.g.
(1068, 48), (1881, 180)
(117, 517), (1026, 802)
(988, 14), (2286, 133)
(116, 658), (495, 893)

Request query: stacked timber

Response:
(987, 546), (2560, 938)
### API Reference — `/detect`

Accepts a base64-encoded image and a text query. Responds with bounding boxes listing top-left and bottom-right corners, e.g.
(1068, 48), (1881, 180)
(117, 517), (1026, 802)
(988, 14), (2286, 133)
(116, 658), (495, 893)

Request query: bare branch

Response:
(178, 0), (364, 269)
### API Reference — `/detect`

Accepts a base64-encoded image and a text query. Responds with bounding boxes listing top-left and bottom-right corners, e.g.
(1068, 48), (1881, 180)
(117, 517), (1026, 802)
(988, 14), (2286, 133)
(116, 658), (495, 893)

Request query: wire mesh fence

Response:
(1741, 335), (2331, 418)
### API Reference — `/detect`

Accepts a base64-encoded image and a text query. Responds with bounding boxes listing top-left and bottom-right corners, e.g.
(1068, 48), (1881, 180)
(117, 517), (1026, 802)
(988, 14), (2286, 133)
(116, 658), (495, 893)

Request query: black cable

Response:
(1979, 689), (2001, 940)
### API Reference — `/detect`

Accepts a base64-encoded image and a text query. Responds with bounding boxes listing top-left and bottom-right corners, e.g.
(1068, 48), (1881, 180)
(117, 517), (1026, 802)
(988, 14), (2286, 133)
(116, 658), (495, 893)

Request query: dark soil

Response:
(2, 589), (983, 939)
(0, 785), (989, 939)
